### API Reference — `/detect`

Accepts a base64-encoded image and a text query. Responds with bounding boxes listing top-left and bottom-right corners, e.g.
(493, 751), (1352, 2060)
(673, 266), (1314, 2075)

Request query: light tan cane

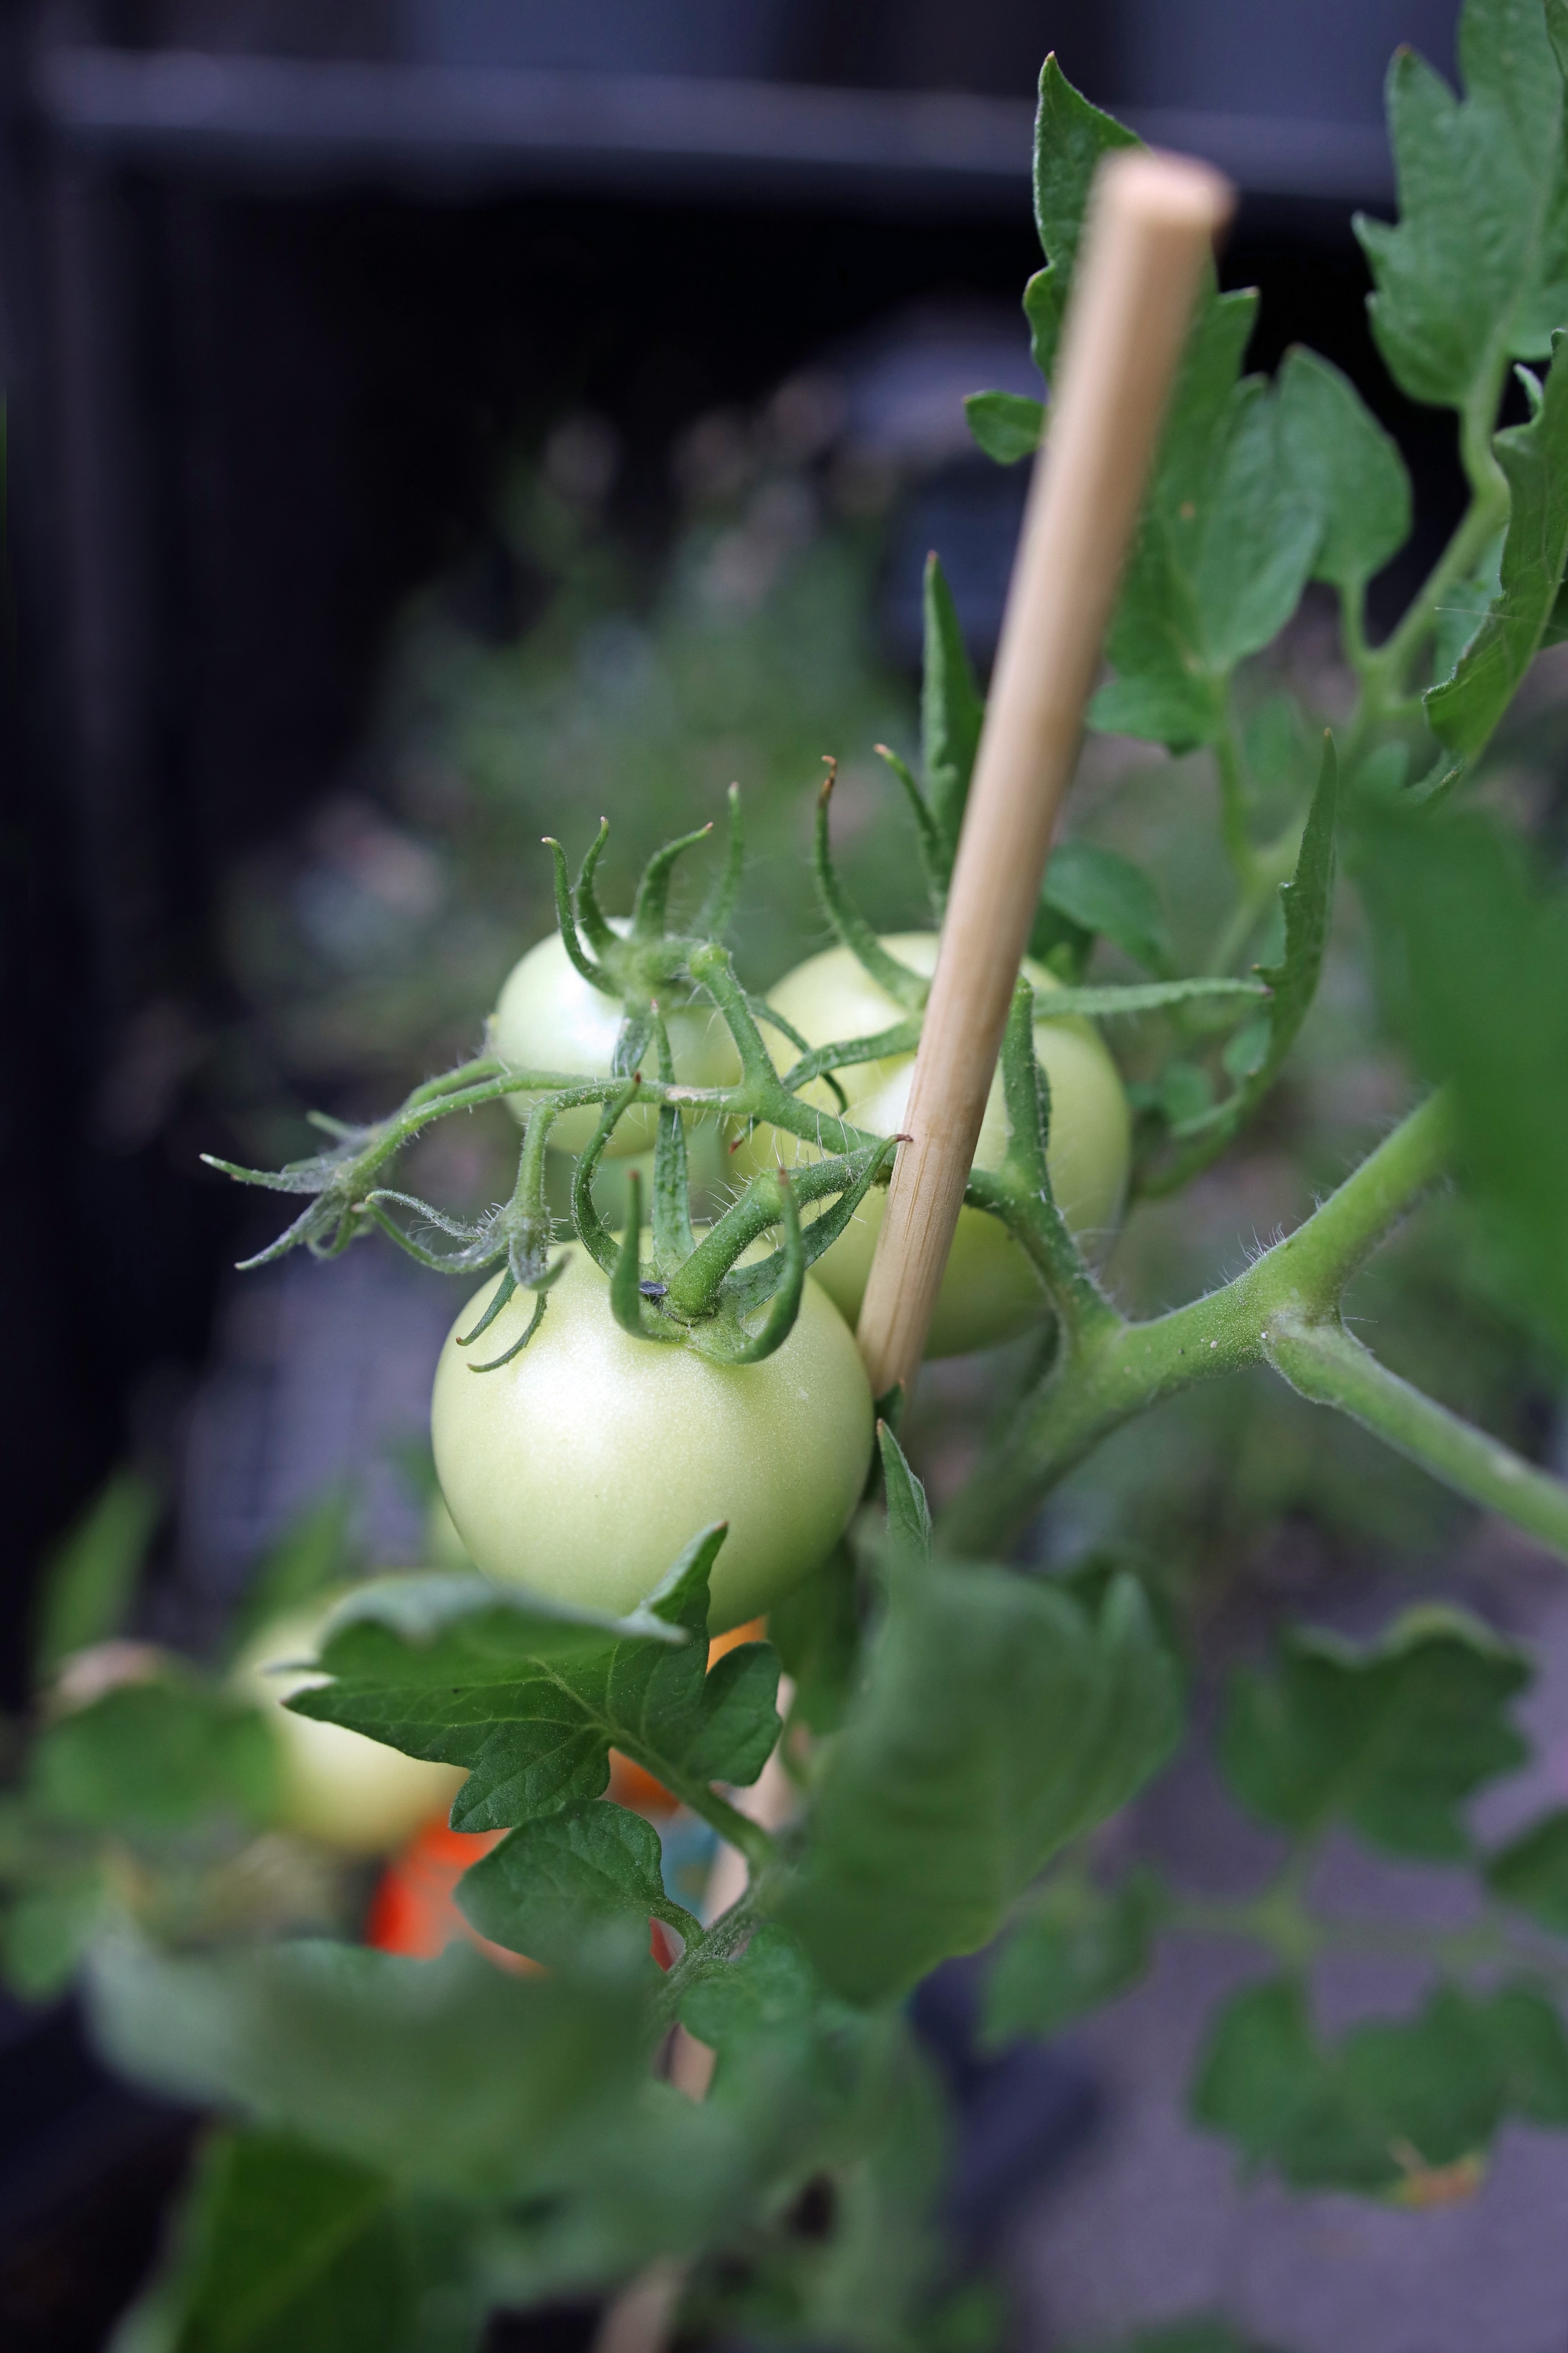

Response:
(856, 150), (1234, 1400)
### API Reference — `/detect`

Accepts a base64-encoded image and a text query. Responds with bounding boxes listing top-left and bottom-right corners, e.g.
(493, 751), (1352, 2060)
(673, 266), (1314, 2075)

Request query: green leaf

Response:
(1040, 842), (1173, 976)
(291, 1529), (781, 1832)
(87, 1936), (652, 2204)
(1, 1867), (105, 2001)
(1354, 0), (1568, 414)
(32, 1471), (158, 1683)
(1220, 1606), (1529, 1860)
(921, 553), (985, 860)
(962, 390), (1042, 465)
(1486, 1808), (1568, 1932)
(1193, 1977), (1568, 2195)
(229, 1490), (357, 1657)
(1023, 55), (1141, 385)
(1154, 734), (1337, 1175)
(1091, 328), (1318, 752)
(980, 1867), (1166, 2049)
(152, 2131), (452, 2353)
(455, 1798), (688, 1967)
(1034, 978), (1270, 1021)
(777, 1562), (1179, 2004)
(1431, 532), (1505, 681)
(1276, 345), (1412, 592)
(33, 1677), (280, 1837)
(1426, 332), (1568, 765)
(1359, 808), (1568, 1357)
(768, 1542), (860, 1736)
(877, 1424), (932, 1565)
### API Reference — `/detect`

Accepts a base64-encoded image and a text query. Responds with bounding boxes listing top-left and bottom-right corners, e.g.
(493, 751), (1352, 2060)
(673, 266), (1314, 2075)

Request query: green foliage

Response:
(919, 554), (984, 867)
(1354, 0), (1568, 413)
(88, 1936), (654, 2203)
(962, 390), (1041, 465)
(126, 2129), (470, 2353)
(1036, 842), (1173, 977)
(1221, 1608), (1529, 1860)
(32, 1472), (158, 1684)
(1362, 808), (1568, 1357)
(1426, 335), (1568, 767)
(982, 1865), (1166, 2048)
(290, 1532), (780, 1831)
(778, 1530), (1180, 2003)
(456, 1799), (695, 1967)
(1193, 1977), (1568, 2194)
(1276, 346), (1413, 595)
(33, 1677), (280, 1838)
(768, 1542), (861, 1734)
(1486, 1809), (1568, 1931)
(1023, 55), (1141, 385)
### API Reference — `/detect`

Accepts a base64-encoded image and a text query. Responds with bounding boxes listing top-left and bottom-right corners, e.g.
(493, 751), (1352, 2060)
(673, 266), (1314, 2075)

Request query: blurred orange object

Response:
(366, 1816), (534, 1970)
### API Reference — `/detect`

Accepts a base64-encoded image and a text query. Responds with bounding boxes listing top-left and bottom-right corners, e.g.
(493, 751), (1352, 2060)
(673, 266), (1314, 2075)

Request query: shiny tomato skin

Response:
(431, 1244), (872, 1634)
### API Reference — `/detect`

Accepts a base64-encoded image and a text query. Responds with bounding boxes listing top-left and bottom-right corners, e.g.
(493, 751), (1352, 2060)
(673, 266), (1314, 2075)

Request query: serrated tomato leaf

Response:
(1425, 331), (1568, 767)
(1220, 1606), (1529, 1859)
(1277, 345), (1412, 593)
(290, 1529), (781, 1831)
(1023, 55), (1141, 384)
(776, 1562), (1179, 2004)
(1354, 0), (1568, 414)
(876, 1425), (932, 1565)
(1193, 1977), (1568, 2195)
(455, 1799), (685, 1969)
(1039, 842), (1172, 976)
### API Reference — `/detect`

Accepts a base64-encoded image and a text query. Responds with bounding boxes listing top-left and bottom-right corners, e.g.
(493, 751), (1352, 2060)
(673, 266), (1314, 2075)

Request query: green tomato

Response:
(734, 932), (1131, 1357)
(491, 919), (739, 1155)
(232, 1593), (465, 1854)
(432, 1244), (872, 1633)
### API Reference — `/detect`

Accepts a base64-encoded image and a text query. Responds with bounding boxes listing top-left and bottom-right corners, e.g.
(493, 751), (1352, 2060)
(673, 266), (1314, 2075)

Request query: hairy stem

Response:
(1267, 1315), (1568, 1560)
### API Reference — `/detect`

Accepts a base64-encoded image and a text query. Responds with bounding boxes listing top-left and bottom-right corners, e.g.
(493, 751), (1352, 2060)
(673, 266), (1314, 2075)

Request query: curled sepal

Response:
(610, 1172), (683, 1345)
(696, 783), (744, 939)
(467, 1286), (550, 1373)
(998, 978), (1053, 1198)
(357, 1189), (507, 1275)
(574, 817), (618, 961)
(571, 1081), (643, 1274)
(203, 1120), (399, 1270)
(813, 760), (929, 1012)
(721, 1137), (901, 1317)
(875, 742), (947, 919)
(650, 1019), (696, 1273)
(631, 820), (714, 945)
(544, 835), (614, 991)
(719, 1170), (806, 1365)
(746, 991), (849, 1115)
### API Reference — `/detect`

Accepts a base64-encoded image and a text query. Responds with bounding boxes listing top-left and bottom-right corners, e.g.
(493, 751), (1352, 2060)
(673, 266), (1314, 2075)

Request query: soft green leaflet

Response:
(1193, 1978), (1568, 2193)
(1355, 0), (1568, 414)
(981, 1865), (1167, 2049)
(455, 1798), (696, 1969)
(1426, 334), (1568, 766)
(1220, 1606), (1529, 1860)
(778, 1501), (1179, 2003)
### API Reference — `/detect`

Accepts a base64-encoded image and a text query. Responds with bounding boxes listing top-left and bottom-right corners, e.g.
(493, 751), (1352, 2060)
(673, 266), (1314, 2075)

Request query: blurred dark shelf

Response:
(36, 46), (1397, 208)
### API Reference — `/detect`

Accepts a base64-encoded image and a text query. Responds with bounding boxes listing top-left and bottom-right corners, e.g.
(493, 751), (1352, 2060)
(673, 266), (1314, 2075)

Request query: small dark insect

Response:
(639, 1280), (668, 1301)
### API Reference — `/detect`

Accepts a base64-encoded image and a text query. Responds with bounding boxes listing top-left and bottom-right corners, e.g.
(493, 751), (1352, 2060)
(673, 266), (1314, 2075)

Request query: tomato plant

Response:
(11, 9), (1568, 2349)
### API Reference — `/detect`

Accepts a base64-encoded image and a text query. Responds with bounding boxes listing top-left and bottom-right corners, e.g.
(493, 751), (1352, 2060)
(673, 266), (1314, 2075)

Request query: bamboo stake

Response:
(855, 149), (1234, 1401)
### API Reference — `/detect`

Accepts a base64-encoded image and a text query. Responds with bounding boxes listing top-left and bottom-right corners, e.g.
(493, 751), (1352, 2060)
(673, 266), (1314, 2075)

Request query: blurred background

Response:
(20, 3), (1568, 2348)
